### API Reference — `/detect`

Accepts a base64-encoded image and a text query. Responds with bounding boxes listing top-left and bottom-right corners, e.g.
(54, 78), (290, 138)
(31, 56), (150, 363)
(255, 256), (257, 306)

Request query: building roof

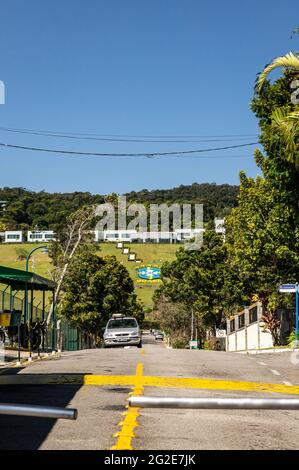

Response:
(0, 265), (55, 291)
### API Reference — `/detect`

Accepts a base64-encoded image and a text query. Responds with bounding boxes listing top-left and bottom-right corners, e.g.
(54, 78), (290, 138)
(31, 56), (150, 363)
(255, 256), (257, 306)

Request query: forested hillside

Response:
(0, 183), (239, 230)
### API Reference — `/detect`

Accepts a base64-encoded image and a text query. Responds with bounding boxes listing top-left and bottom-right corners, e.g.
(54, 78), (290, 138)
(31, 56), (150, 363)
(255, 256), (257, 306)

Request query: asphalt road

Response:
(0, 333), (299, 450)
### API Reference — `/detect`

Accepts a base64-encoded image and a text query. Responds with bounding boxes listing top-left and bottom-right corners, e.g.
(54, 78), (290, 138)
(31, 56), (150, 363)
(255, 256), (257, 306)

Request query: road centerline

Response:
(110, 362), (144, 450)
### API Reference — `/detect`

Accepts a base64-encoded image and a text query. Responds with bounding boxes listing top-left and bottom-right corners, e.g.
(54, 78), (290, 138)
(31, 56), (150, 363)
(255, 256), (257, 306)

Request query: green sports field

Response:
(0, 242), (179, 309)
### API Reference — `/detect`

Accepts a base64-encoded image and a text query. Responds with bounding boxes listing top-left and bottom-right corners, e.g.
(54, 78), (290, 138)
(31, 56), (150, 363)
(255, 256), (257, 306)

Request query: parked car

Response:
(102, 314), (142, 348)
(154, 330), (164, 341)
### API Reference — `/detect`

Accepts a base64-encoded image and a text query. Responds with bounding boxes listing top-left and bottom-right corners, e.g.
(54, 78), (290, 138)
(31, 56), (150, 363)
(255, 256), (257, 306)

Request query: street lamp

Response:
(26, 245), (48, 272)
(24, 245), (48, 359)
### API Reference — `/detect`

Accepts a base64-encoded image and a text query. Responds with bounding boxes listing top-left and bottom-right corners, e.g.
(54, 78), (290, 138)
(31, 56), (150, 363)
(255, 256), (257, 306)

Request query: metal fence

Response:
(0, 286), (89, 352)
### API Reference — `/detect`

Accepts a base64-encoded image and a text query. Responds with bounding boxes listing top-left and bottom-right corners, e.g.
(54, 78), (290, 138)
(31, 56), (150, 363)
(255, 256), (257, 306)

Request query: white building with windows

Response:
(27, 231), (56, 243)
(4, 231), (23, 243)
(94, 228), (205, 244)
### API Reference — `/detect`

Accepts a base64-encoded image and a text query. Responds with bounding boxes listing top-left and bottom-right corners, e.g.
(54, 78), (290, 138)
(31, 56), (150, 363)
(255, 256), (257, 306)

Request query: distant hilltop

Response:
(0, 183), (239, 231)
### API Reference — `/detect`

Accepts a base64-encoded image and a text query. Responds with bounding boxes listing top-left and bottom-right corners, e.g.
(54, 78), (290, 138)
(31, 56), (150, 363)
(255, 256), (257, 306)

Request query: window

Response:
(121, 233), (130, 238)
(45, 234), (54, 239)
(31, 233), (43, 239)
(107, 319), (138, 329)
(238, 313), (245, 329)
(7, 234), (20, 239)
(230, 319), (235, 332)
(249, 307), (258, 324)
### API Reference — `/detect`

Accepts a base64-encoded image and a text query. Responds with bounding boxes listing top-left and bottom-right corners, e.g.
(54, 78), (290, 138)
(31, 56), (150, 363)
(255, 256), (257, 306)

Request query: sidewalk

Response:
(0, 347), (50, 369)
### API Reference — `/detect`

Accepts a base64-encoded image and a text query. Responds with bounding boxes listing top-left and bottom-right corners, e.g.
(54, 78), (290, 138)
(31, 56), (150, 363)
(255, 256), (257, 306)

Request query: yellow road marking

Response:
(141, 349), (145, 356)
(85, 374), (299, 395)
(110, 363), (144, 450)
(1, 373), (299, 396)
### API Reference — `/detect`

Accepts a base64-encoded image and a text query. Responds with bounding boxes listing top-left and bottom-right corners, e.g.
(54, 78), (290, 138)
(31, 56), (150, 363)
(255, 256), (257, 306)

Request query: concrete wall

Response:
(247, 323), (259, 350)
(236, 328), (246, 351)
(228, 333), (236, 352)
(226, 302), (274, 352)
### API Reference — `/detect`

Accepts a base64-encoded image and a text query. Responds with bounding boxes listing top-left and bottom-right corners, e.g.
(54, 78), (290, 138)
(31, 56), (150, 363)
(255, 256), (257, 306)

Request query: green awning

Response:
(0, 265), (55, 291)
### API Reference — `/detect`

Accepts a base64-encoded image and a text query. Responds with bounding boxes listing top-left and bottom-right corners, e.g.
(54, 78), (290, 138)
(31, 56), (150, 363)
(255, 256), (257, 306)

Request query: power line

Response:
(0, 126), (259, 143)
(0, 141), (259, 158)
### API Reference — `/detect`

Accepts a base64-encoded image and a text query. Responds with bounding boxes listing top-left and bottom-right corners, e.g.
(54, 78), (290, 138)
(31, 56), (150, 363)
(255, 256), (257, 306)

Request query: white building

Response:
(4, 231), (23, 243)
(94, 228), (205, 243)
(27, 231), (56, 243)
(214, 218), (225, 235)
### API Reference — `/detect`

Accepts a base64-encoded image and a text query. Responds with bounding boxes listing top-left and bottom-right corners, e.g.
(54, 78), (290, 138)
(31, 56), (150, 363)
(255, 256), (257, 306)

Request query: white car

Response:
(154, 330), (164, 341)
(103, 315), (142, 348)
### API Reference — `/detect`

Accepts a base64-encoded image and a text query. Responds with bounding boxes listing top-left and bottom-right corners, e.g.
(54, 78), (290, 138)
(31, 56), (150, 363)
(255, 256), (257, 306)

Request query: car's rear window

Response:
(107, 319), (138, 329)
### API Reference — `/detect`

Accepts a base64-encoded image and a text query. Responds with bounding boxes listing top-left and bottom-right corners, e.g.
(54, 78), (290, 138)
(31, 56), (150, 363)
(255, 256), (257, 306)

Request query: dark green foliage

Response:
(0, 183), (239, 231)
(126, 183), (239, 223)
(59, 245), (144, 334)
(0, 188), (105, 231)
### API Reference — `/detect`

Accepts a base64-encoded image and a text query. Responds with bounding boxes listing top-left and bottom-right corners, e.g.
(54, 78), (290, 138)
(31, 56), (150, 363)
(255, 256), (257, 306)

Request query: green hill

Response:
(0, 242), (178, 308)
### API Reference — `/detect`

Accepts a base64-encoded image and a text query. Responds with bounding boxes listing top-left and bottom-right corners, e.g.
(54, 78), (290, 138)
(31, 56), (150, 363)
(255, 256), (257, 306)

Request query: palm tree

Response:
(256, 52), (299, 93)
(255, 52), (299, 166)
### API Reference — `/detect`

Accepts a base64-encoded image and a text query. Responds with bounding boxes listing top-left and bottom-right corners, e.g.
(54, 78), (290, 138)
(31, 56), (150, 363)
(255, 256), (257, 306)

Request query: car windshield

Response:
(107, 319), (137, 329)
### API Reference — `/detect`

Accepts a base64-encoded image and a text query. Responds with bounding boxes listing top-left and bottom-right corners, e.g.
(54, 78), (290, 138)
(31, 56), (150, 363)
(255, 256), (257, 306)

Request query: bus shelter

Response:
(0, 265), (56, 361)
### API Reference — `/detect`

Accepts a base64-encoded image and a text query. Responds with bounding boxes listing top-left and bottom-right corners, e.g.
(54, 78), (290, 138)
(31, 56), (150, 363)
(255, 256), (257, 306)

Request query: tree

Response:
(59, 245), (143, 340)
(152, 295), (192, 348)
(225, 173), (299, 344)
(255, 52), (299, 166)
(47, 205), (96, 324)
(0, 222), (7, 232)
(154, 231), (242, 340)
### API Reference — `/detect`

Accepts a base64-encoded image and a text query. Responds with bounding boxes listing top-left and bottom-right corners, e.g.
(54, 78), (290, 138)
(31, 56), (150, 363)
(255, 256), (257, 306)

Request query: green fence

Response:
(0, 286), (90, 352)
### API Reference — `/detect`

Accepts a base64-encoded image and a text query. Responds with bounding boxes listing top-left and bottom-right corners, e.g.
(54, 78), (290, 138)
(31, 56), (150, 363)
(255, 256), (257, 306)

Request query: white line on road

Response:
(258, 361), (266, 366)
(271, 369), (281, 376)
(283, 381), (293, 386)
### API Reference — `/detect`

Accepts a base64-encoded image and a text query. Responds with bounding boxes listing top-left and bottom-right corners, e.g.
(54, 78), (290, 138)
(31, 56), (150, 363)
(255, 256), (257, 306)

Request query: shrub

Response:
(287, 330), (298, 348)
(16, 247), (29, 261)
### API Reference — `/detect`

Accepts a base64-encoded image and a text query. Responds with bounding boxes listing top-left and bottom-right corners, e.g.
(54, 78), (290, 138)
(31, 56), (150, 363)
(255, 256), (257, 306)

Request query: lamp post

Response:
(296, 283), (298, 349)
(26, 245), (48, 272)
(24, 245), (48, 357)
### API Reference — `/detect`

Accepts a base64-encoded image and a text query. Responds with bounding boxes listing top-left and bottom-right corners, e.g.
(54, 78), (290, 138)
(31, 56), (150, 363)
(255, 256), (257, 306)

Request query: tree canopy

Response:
(59, 245), (144, 336)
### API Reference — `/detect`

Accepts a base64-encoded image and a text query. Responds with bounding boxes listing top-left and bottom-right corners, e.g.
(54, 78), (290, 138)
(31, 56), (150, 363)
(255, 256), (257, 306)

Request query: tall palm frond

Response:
(270, 107), (299, 166)
(256, 52), (299, 94)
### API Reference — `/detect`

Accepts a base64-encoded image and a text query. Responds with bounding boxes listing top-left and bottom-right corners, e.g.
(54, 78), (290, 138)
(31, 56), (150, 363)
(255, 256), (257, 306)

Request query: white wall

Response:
(228, 333), (236, 352)
(227, 322), (274, 352)
(236, 328), (246, 351)
(247, 323), (259, 350)
(259, 329), (274, 349)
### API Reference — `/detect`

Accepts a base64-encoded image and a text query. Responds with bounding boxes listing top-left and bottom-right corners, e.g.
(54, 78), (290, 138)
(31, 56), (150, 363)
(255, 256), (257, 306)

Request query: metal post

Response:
(190, 307), (194, 348)
(0, 403), (77, 420)
(2, 285), (9, 310)
(23, 283), (28, 348)
(17, 315), (21, 365)
(129, 396), (299, 410)
(29, 289), (33, 360)
(296, 283), (299, 348)
(9, 286), (12, 311)
(42, 290), (45, 351)
(51, 290), (55, 353)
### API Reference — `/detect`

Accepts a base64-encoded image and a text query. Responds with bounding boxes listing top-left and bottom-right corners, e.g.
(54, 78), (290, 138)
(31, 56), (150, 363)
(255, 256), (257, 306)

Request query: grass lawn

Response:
(0, 242), (179, 309)
(0, 243), (53, 307)
(98, 243), (178, 308)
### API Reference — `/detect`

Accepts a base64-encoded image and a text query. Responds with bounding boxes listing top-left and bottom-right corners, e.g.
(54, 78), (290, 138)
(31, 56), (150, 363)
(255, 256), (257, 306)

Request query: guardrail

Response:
(129, 396), (299, 410)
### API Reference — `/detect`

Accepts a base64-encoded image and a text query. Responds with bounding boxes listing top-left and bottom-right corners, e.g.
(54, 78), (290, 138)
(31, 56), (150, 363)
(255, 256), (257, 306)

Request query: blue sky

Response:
(0, 0), (297, 194)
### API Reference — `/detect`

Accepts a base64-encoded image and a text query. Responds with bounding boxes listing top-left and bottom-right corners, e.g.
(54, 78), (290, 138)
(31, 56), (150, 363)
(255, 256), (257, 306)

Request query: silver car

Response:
(103, 316), (142, 348)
